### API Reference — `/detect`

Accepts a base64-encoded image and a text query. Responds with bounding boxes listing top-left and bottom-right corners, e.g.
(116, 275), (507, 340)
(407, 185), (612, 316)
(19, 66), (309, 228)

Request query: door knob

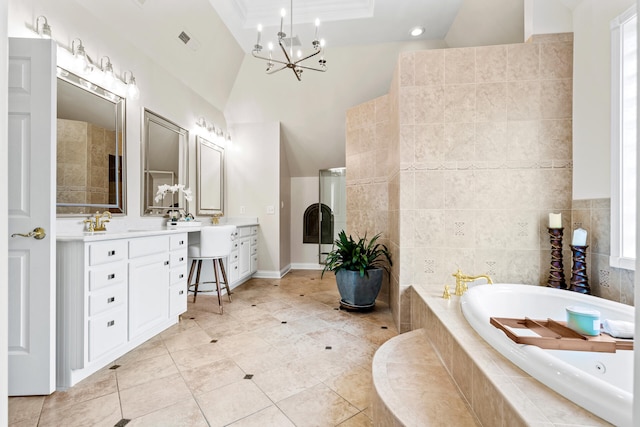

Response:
(11, 227), (46, 240)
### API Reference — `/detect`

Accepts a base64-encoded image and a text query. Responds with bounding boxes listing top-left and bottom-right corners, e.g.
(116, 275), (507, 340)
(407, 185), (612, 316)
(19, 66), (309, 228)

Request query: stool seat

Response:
(187, 225), (237, 313)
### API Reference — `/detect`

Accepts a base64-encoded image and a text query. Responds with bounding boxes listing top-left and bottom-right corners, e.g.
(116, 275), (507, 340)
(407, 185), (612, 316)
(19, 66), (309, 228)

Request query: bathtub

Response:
(460, 284), (634, 427)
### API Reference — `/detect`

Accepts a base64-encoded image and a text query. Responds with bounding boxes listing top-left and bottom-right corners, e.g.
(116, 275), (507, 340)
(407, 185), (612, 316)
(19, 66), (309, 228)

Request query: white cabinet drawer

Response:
(239, 227), (252, 237)
(251, 236), (258, 245)
(89, 262), (127, 291)
(89, 283), (126, 316)
(229, 261), (239, 283)
(89, 241), (127, 266)
(250, 226), (258, 235)
(230, 250), (239, 263)
(88, 306), (127, 362)
(170, 267), (186, 285)
(129, 236), (168, 259)
(251, 245), (258, 256)
(169, 282), (187, 317)
(170, 234), (188, 251)
(170, 249), (187, 267)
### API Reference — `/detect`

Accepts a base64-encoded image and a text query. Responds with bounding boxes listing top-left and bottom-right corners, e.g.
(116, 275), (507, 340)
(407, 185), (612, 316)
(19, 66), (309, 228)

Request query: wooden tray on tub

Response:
(490, 317), (633, 353)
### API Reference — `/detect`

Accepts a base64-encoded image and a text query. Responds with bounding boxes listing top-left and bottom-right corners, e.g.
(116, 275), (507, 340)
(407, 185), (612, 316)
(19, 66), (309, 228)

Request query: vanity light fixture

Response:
(252, 0), (327, 81)
(100, 56), (116, 87)
(71, 38), (92, 74)
(123, 70), (140, 100)
(36, 16), (52, 39)
(410, 26), (425, 37)
(196, 117), (207, 128)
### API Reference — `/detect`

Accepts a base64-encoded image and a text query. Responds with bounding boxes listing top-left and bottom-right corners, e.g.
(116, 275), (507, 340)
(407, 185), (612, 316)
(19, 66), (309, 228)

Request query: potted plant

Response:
(322, 230), (392, 310)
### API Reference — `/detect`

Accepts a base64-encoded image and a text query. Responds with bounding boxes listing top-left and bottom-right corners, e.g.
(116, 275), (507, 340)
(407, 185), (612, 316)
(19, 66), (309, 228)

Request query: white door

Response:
(8, 38), (57, 395)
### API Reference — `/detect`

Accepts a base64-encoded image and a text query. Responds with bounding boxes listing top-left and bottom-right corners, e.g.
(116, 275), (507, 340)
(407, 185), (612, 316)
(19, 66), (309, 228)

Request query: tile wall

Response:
(572, 198), (635, 304)
(347, 34), (577, 332)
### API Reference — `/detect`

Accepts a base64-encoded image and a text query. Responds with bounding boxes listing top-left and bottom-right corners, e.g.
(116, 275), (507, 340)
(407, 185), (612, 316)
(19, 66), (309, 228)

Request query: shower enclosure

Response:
(318, 168), (346, 264)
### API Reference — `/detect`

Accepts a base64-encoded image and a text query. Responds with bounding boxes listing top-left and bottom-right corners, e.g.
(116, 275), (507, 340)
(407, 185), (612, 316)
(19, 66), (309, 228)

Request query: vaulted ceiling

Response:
(77, 0), (528, 176)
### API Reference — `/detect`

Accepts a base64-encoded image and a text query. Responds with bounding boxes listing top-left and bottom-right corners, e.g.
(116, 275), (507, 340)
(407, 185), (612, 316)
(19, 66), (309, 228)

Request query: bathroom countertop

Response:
(411, 283), (612, 427)
(56, 228), (189, 242)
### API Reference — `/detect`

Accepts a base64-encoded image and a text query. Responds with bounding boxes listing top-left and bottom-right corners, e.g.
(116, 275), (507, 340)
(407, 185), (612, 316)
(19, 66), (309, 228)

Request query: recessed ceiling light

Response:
(410, 26), (425, 37)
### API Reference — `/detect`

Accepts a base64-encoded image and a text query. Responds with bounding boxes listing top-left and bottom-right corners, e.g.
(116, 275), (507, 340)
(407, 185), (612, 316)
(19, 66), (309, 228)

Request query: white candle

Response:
(572, 228), (587, 246)
(549, 213), (562, 229)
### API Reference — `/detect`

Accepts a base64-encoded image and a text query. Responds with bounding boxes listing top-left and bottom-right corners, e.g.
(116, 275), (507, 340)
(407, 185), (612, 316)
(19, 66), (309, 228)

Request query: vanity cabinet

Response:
(226, 225), (258, 288)
(56, 231), (188, 389)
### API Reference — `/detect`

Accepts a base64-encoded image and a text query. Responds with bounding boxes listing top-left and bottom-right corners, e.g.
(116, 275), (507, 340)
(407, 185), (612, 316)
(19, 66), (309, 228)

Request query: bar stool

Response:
(187, 225), (237, 313)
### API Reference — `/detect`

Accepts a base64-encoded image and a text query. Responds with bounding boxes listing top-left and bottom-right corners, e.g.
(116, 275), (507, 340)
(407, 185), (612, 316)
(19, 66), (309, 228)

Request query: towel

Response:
(602, 319), (634, 339)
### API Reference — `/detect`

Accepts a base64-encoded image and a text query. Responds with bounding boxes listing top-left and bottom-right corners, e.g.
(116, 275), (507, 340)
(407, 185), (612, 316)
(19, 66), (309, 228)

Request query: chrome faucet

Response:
(451, 269), (493, 296)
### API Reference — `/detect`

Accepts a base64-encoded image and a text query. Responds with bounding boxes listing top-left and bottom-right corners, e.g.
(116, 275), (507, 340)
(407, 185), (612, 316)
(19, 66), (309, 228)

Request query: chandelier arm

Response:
(292, 48), (322, 65)
(266, 64), (289, 74)
(277, 39), (293, 64)
(251, 51), (292, 67)
(294, 63), (327, 72)
(290, 67), (302, 81)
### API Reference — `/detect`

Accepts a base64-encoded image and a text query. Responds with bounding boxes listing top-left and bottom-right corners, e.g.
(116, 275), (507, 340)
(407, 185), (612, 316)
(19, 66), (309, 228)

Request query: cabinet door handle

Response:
(179, 240), (184, 245)
(179, 274), (184, 279)
(107, 297), (115, 303)
(179, 257), (184, 262)
(107, 320), (115, 327)
(108, 250), (116, 256)
(179, 290), (184, 295)
(107, 273), (115, 280)
(164, 260), (170, 265)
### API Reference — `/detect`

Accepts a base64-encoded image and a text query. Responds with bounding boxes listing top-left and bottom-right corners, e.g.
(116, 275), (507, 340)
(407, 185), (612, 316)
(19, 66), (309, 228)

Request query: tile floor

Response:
(8, 270), (399, 427)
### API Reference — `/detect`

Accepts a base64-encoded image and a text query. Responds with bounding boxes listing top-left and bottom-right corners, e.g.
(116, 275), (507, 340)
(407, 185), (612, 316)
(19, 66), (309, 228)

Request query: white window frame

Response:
(611, 5), (637, 271)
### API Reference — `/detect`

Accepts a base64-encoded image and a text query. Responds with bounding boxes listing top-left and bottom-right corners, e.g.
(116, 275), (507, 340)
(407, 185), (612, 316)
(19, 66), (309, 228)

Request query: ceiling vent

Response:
(177, 30), (201, 52)
(282, 36), (301, 47)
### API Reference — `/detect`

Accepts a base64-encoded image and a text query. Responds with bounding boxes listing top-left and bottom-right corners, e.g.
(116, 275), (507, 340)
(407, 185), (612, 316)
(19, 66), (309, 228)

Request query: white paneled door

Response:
(8, 38), (57, 395)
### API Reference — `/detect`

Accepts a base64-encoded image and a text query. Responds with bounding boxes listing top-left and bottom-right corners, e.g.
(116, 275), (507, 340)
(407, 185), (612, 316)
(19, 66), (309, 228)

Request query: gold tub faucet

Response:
(452, 269), (493, 296)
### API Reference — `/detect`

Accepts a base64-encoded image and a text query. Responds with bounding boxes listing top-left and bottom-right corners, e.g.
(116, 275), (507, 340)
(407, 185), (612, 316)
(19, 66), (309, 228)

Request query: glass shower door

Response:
(319, 168), (346, 264)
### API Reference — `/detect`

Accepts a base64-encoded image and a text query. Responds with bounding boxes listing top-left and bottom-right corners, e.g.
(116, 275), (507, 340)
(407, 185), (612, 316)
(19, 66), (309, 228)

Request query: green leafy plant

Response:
(322, 230), (392, 278)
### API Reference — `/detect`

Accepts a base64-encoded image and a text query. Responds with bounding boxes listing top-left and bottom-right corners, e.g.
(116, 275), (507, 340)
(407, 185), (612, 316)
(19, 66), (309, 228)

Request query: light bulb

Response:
(297, 50), (302, 59)
(127, 76), (140, 100)
(281, 8), (286, 17)
(268, 42), (274, 51)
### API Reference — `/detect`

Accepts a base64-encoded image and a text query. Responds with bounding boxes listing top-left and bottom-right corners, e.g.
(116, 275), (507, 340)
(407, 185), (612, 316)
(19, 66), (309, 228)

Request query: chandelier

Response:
(252, 0), (327, 81)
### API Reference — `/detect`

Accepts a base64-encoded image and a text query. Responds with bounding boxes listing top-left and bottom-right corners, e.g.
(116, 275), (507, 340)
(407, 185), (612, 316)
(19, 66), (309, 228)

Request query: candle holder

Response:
(547, 227), (566, 289)
(569, 245), (590, 294)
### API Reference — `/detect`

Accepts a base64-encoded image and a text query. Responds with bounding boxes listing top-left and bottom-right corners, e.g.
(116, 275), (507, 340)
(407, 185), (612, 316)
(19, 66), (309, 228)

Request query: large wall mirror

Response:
(142, 110), (188, 216)
(56, 68), (126, 215)
(196, 136), (224, 215)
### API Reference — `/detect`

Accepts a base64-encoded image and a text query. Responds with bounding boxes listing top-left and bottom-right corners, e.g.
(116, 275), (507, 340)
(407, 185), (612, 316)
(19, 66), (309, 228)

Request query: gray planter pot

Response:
(335, 268), (383, 310)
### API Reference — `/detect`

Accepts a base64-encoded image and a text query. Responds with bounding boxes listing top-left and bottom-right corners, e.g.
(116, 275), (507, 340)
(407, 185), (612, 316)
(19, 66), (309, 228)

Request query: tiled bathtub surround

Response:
(572, 198), (635, 305)
(409, 284), (611, 426)
(347, 34), (575, 332)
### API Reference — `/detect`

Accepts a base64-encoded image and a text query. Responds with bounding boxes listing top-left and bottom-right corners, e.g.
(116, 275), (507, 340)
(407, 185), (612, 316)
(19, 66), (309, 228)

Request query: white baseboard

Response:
(253, 270), (283, 279)
(290, 263), (324, 270)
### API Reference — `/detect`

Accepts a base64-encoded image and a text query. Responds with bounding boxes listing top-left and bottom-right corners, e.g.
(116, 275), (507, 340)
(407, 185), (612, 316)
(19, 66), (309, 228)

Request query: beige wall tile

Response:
(476, 82), (507, 122)
(541, 79), (572, 119)
(444, 84), (476, 123)
(415, 124), (445, 163)
(539, 119), (572, 161)
(415, 50), (445, 86)
(476, 45), (508, 83)
(399, 52), (415, 87)
(444, 122), (474, 161)
(414, 86), (445, 124)
(475, 121), (507, 161)
(445, 48), (475, 84)
(507, 43), (540, 81)
(507, 81), (541, 120)
(540, 41), (573, 79)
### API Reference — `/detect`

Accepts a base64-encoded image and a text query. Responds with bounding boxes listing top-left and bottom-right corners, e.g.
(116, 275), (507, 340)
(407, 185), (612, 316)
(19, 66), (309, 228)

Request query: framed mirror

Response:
(56, 68), (126, 215)
(196, 136), (224, 215)
(142, 110), (188, 216)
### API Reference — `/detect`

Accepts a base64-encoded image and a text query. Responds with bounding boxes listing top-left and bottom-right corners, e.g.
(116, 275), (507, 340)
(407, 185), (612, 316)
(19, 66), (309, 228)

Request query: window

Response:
(611, 6), (637, 270)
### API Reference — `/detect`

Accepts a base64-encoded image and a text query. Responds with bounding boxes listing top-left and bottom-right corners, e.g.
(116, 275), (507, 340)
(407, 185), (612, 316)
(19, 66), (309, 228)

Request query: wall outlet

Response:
(266, 205), (275, 214)
(240, 206), (246, 214)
